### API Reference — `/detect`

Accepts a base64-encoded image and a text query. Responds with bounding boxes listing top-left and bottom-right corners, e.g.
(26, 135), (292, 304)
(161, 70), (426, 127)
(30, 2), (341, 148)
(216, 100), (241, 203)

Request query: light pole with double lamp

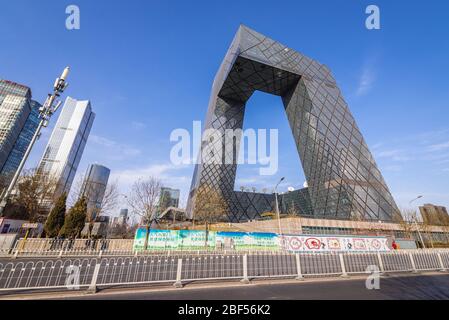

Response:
(274, 177), (285, 236)
(409, 195), (426, 249)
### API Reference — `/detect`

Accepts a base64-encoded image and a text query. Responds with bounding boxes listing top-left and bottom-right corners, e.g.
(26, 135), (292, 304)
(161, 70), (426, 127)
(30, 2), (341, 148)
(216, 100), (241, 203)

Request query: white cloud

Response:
(375, 149), (412, 162)
(110, 162), (192, 197)
(236, 177), (259, 186)
(131, 121), (147, 130)
(111, 163), (186, 185)
(383, 165), (403, 172)
(428, 141), (449, 152)
(89, 134), (142, 158)
(356, 65), (376, 96)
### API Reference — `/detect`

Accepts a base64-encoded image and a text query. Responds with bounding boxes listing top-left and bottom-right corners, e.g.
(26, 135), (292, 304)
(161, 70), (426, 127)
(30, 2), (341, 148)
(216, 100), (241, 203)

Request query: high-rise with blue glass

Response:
(0, 80), (41, 193)
(80, 164), (111, 221)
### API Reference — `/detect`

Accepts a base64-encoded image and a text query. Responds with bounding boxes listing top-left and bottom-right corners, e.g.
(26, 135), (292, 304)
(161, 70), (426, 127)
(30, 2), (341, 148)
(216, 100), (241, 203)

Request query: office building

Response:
(80, 164), (110, 221)
(38, 96), (95, 202)
(159, 187), (180, 211)
(118, 209), (128, 224)
(110, 209), (129, 227)
(0, 80), (41, 191)
(419, 204), (449, 226)
(187, 25), (400, 222)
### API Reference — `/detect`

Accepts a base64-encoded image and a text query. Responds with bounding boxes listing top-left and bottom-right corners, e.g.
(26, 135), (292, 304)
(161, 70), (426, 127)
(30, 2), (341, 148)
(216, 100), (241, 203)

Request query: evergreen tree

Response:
(44, 193), (67, 237)
(59, 197), (87, 238)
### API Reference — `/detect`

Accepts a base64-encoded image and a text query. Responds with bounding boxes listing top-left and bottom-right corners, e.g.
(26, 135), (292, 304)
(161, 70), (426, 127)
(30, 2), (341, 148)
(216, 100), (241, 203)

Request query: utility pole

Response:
(274, 177), (285, 236)
(409, 195), (426, 249)
(0, 67), (70, 216)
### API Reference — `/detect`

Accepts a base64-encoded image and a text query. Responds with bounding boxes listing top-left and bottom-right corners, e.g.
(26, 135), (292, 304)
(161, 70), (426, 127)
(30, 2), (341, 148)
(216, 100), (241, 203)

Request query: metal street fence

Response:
(0, 234), (18, 257)
(10, 238), (134, 257)
(8, 238), (320, 258)
(1, 249), (449, 294)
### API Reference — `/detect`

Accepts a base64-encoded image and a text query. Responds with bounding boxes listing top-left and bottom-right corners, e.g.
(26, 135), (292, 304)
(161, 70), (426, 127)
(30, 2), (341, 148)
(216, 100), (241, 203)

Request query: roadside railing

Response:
(8, 238), (291, 258)
(10, 238), (134, 258)
(1, 249), (449, 294)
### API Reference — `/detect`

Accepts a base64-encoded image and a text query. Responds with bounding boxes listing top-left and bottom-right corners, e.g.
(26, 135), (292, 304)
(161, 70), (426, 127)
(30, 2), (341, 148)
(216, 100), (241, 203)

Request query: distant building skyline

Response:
(159, 187), (180, 211)
(80, 163), (110, 221)
(0, 80), (41, 191)
(38, 96), (95, 202)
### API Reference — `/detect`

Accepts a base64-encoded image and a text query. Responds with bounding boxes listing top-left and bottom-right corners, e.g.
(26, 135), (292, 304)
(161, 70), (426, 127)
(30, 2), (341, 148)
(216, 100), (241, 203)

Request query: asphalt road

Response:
(54, 274), (449, 300)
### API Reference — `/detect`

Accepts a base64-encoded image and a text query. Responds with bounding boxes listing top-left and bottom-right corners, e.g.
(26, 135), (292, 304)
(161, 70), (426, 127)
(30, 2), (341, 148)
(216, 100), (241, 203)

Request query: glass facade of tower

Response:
(80, 164), (110, 221)
(38, 97), (95, 200)
(0, 80), (43, 193)
(187, 26), (400, 223)
(159, 187), (180, 210)
(0, 80), (32, 181)
(0, 100), (41, 187)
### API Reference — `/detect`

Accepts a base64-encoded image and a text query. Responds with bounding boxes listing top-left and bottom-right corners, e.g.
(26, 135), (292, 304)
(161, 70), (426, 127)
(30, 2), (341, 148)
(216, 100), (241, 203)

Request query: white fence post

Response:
(295, 253), (304, 280)
(409, 252), (418, 273)
(377, 252), (385, 274)
(241, 254), (250, 284)
(339, 253), (348, 278)
(174, 258), (183, 288)
(437, 252), (446, 272)
(87, 263), (101, 294)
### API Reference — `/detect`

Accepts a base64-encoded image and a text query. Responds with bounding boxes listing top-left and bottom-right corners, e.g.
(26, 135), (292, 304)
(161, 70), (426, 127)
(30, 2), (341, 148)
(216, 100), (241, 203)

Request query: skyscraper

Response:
(0, 80), (41, 192)
(80, 164), (110, 221)
(187, 25), (400, 222)
(38, 96), (95, 201)
(159, 187), (180, 212)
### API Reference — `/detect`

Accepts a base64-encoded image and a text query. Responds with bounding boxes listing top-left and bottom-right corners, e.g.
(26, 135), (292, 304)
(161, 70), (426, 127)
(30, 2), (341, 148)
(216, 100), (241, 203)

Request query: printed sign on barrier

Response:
(133, 228), (390, 252)
(280, 235), (390, 252)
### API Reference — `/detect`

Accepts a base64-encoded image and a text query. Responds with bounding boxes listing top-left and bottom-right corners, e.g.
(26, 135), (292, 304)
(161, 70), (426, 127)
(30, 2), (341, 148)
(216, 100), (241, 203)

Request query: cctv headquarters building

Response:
(186, 26), (400, 224)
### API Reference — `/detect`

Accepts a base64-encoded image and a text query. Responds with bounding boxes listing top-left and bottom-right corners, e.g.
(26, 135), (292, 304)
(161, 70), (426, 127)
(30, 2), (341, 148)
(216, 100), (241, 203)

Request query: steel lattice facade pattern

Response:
(187, 25), (400, 223)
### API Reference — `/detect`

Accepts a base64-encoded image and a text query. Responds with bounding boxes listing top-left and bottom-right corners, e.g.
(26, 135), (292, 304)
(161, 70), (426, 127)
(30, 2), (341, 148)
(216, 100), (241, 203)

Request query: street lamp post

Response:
(274, 177), (285, 236)
(409, 195), (426, 249)
(0, 67), (70, 216)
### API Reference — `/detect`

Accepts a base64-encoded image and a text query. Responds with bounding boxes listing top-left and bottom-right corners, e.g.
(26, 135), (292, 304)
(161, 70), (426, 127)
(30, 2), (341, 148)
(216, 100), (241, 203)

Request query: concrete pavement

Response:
(3, 273), (449, 300)
(63, 274), (449, 300)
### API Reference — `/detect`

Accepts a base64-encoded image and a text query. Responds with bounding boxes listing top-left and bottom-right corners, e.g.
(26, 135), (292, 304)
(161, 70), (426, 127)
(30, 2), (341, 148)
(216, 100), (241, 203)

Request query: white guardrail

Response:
(7, 238), (135, 258)
(1, 249), (449, 293)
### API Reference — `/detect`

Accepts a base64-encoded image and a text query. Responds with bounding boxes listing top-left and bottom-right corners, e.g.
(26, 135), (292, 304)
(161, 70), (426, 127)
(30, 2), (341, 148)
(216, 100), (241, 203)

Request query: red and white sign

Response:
(280, 235), (390, 252)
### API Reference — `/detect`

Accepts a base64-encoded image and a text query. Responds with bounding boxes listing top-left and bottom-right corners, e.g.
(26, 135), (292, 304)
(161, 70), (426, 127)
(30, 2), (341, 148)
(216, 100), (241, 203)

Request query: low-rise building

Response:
(419, 204), (449, 226)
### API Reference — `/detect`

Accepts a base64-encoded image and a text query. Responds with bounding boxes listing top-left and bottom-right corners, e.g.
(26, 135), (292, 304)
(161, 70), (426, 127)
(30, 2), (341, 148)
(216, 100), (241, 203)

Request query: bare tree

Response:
(67, 174), (85, 208)
(98, 180), (119, 216)
(127, 177), (162, 249)
(69, 174), (120, 220)
(395, 208), (415, 239)
(286, 201), (298, 217)
(0, 174), (11, 196)
(193, 186), (228, 246)
(420, 218), (435, 248)
(6, 169), (59, 222)
(108, 220), (136, 239)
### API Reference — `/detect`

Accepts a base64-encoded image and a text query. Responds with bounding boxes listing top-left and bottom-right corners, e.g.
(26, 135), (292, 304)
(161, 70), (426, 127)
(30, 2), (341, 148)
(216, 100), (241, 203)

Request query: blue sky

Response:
(1, 0), (449, 213)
